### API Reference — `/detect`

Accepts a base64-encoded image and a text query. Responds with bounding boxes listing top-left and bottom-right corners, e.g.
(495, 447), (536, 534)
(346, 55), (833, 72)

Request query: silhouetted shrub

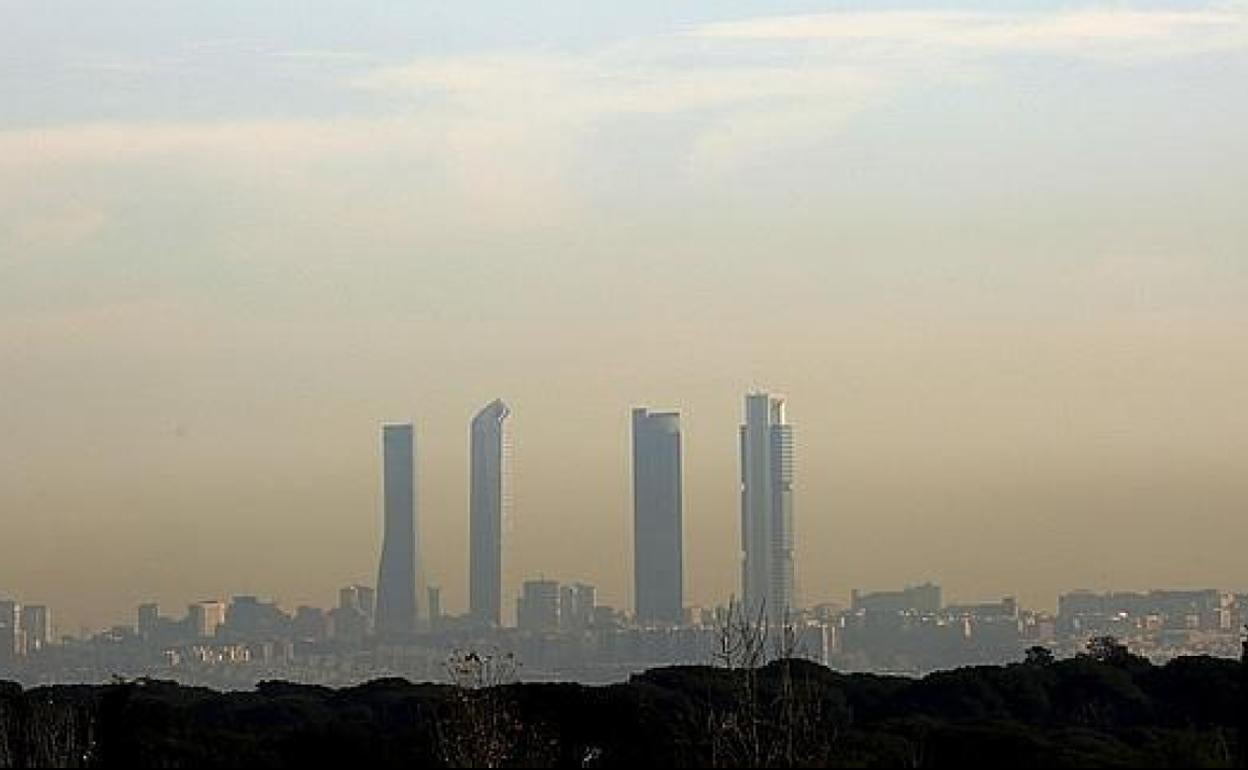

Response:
(1, 652), (1245, 767)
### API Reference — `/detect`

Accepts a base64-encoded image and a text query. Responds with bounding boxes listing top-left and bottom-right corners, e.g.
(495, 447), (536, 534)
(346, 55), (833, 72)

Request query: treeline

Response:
(1, 644), (1244, 767)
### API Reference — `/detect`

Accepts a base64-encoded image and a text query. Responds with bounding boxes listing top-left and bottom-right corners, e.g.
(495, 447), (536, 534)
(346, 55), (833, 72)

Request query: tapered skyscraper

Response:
(632, 407), (683, 625)
(740, 392), (794, 625)
(469, 399), (510, 626)
(375, 423), (419, 638)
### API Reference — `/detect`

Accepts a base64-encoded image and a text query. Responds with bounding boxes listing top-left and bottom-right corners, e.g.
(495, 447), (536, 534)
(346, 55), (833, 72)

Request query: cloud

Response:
(0, 118), (435, 169)
(348, 5), (1248, 179)
(272, 49), (381, 64)
(357, 6), (1248, 113)
(691, 8), (1248, 58)
(0, 115), (574, 240)
(2, 4), (1246, 236)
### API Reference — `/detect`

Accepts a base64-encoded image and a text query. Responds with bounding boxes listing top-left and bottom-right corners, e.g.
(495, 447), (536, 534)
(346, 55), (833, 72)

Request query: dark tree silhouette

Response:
(1084, 635), (1132, 665)
(1024, 645), (1055, 667)
(2, 651), (1245, 767)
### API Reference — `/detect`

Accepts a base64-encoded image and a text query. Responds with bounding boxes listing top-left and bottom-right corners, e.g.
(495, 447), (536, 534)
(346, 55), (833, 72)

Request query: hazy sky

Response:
(2, 1), (1246, 633)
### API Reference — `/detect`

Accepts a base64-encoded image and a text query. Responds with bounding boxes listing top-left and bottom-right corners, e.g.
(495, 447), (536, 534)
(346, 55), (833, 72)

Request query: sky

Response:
(1, 1), (1246, 634)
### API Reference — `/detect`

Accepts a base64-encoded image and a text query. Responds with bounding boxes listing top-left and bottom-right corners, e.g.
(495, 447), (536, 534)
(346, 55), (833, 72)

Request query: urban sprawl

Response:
(4, 394), (1240, 688)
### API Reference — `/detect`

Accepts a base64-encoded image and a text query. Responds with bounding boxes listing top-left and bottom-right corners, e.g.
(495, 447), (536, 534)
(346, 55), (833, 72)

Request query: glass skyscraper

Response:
(470, 399), (510, 626)
(375, 423), (418, 638)
(740, 392), (795, 626)
(632, 407), (684, 625)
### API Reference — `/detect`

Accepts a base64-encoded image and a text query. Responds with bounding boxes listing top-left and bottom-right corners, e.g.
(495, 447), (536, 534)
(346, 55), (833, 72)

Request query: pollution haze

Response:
(1, 1), (1246, 634)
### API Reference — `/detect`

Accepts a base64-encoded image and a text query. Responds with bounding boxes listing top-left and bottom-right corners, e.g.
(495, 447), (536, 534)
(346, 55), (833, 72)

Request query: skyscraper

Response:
(740, 392), (795, 625)
(631, 407), (684, 625)
(469, 399), (510, 626)
(375, 423), (419, 639)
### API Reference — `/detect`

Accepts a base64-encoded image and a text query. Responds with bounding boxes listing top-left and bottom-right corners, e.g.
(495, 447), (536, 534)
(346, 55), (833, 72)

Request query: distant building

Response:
(852, 583), (942, 615)
(137, 603), (160, 638)
(517, 580), (560, 633)
(684, 605), (715, 628)
(329, 608), (367, 645)
(470, 399), (511, 627)
(798, 622), (836, 665)
(223, 596), (289, 639)
(331, 585), (376, 644)
(945, 597), (1018, 620)
(740, 392), (795, 624)
(339, 585), (375, 628)
(188, 601), (226, 639)
(137, 603), (184, 645)
(293, 606), (328, 641)
(560, 583), (597, 633)
(592, 605), (624, 631)
(19, 605), (51, 652)
(376, 423), (420, 638)
(1057, 589), (1231, 636)
(427, 585), (442, 632)
(0, 601), (22, 664)
(632, 407), (683, 625)
(810, 602), (845, 623)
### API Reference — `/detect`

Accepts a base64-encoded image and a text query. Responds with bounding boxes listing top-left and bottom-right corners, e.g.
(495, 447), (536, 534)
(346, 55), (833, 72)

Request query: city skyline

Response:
(4, 374), (1246, 634)
(3, 1), (1247, 633)
(10, 559), (1248, 688)
(2, 386), (1248, 683)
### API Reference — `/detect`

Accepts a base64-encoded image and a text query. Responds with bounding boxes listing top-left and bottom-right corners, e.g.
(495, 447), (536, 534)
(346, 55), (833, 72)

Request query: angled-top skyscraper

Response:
(375, 423), (419, 638)
(631, 407), (683, 625)
(469, 399), (510, 627)
(740, 392), (795, 625)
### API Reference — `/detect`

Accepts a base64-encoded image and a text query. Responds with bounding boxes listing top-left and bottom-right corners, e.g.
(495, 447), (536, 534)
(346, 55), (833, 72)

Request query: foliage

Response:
(0, 647), (1245, 767)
